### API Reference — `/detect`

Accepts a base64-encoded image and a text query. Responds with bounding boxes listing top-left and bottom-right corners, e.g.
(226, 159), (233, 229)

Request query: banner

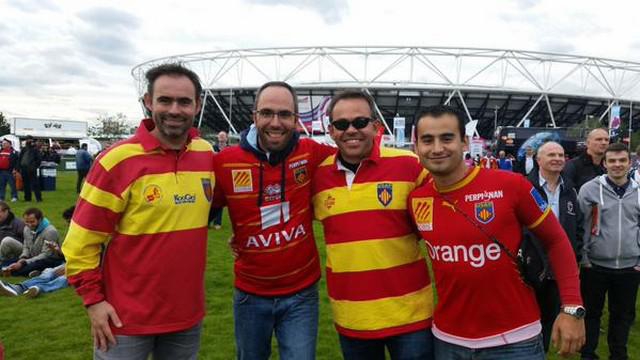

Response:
(609, 105), (621, 141)
(298, 96), (331, 133)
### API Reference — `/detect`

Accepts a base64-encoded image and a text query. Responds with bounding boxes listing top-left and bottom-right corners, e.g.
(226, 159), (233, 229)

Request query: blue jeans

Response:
(94, 321), (202, 360)
(434, 334), (544, 360)
(339, 328), (434, 360)
(233, 283), (319, 360)
(0, 170), (17, 200)
(19, 265), (67, 293)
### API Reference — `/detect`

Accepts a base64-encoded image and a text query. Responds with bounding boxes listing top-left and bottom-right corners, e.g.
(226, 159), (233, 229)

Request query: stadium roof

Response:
(132, 46), (640, 138)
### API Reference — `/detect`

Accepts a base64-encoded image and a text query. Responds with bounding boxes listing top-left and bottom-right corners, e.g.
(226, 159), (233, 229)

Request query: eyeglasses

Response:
(331, 117), (373, 131)
(255, 109), (296, 121)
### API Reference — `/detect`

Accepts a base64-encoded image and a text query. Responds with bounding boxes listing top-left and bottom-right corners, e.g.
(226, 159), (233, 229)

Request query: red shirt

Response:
(408, 167), (581, 348)
(213, 138), (334, 296)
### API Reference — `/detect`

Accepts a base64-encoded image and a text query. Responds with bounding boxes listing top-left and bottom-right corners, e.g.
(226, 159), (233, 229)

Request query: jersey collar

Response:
(435, 166), (481, 193)
(136, 118), (198, 152)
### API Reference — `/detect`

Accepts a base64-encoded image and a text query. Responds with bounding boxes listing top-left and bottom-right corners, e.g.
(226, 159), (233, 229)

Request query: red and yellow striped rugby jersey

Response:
(312, 146), (434, 339)
(62, 119), (215, 335)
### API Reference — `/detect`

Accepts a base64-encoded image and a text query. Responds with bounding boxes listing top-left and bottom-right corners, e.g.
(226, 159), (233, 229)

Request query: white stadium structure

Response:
(131, 46), (640, 140)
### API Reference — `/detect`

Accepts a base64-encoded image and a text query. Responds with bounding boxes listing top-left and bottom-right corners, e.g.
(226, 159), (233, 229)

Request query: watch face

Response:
(575, 307), (586, 318)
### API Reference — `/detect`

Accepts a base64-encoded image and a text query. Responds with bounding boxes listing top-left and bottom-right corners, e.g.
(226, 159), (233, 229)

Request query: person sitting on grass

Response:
(1, 207), (62, 277)
(0, 206), (73, 298)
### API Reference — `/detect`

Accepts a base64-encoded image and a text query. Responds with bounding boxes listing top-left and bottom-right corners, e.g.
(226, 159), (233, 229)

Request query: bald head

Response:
(586, 128), (609, 157)
(537, 141), (565, 175)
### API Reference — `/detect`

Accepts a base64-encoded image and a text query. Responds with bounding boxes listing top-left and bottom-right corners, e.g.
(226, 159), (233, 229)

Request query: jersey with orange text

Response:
(408, 167), (581, 348)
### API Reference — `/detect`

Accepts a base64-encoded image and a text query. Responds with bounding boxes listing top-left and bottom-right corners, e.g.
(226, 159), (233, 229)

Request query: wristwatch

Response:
(562, 305), (586, 319)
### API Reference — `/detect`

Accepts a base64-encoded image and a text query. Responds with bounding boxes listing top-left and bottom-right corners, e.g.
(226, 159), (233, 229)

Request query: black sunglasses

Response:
(331, 117), (372, 131)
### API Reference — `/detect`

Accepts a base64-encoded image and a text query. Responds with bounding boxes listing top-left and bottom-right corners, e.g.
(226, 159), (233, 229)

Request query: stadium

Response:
(131, 46), (640, 142)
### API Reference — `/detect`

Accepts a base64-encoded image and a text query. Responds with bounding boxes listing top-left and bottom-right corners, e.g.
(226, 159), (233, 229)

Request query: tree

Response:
(89, 113), (135, 138)
(0, 112), (10, 136)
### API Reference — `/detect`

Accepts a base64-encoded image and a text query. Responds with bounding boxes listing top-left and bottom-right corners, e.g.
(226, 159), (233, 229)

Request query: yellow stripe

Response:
(117, 171), (214, 235)
(80, 182), (127, 214)
(416, 168), (428, 186)
(331, 285), (434, 331)
(319, 154), (337, 167)
(380, 147), (419, 159)
(527, 207), (551, 229)
(313, 181), (415, 220)
(62, 222), (111, 276)
(188, 138), (213, 152)
(438, 166), (480, 193)
(288, 153), (309, 162)
(99, 144), (151, 171)
(227, 194), (259, 200)
(327, 234), (423, 272)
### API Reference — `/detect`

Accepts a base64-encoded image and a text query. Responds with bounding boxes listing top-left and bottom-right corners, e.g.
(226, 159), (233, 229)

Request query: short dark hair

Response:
(145, 63), (202, 98)
(604, 142), (630, 160)
(81, 143), (88, 149)
(0, 201), (9, 212)
(415, 105), (467, 139)
(62, 206), (75, 222)
(24, 207), (43, 220)
(327, 89), (377, 122)
(254, 81), (299, 114)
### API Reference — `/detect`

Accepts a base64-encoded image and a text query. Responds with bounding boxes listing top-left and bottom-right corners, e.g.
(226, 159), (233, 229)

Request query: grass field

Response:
(0, 172), (638, 359)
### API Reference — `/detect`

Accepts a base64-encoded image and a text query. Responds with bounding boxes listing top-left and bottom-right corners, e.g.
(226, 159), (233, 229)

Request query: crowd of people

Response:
(2, 61), (638, 360)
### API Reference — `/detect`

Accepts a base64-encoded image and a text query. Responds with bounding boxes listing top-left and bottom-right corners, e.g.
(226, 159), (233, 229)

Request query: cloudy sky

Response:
(1, 0), (639, 125)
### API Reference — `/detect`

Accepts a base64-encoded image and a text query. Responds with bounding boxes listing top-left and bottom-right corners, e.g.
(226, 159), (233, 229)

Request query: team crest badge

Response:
(475, 201), (495, 224)
(412, 197), (433, 231)
(201, 178), (213, 202)
(143, 184), (162, 204)
(232, 169), (253, 193)
(377, 183), (393, 207)
(294, 166), (308, 185)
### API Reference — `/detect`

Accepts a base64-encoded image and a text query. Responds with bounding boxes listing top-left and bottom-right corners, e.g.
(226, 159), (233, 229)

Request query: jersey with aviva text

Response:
(408, 167), (581, 348)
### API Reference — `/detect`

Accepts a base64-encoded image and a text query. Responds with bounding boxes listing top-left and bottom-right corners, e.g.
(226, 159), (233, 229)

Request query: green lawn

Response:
(0, 172), (637, 359)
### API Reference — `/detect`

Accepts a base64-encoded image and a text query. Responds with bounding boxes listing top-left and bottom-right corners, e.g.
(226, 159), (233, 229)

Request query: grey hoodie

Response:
(577, 175), (640, 269)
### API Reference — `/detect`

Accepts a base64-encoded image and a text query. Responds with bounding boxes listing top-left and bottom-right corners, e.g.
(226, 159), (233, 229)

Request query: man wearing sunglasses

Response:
(212, 81), (334, 360)
(311, 90), (434, 359)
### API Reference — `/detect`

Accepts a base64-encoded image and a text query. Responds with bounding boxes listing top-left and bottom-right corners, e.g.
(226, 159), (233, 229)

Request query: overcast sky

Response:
(1, 0), (639, 125)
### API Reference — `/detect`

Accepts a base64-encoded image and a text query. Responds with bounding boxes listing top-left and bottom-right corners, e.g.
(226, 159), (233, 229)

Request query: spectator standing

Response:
(0, 139), (18, 202)
(210, 131), (229, 230)
(578, 142), (640, 360)
(18, 136), (42, 202)
(497, 150), (513, 171)
(525, 141), (583, 352)
(75, 143), (93, 193)
(515, 146), (536, 175)
(41, 144), (61, 164)
(563, 128), (609, 191)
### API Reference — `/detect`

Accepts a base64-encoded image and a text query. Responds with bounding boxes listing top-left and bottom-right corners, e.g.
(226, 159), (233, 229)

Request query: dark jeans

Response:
(21, 167), (41, 201)
(580, 265), (640, 360)
(338, 328), (434, 360)
(0, 170), (17, 200)
(210, 207), (223, 226)
(12, 257), (64, 277)
(434, 334), (544, 360)
(534, 279), (560, 352)
(77, 168), (89, 193)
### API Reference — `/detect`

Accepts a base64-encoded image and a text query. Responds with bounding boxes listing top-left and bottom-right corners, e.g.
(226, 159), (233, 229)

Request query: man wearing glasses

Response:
(311, 90), (434, 359)
(212, 81), (334, 360)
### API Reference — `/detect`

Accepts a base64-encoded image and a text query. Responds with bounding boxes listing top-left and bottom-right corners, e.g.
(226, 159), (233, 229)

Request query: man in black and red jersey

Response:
(212, 81), (334, 360)
(408, 104), (585, 359)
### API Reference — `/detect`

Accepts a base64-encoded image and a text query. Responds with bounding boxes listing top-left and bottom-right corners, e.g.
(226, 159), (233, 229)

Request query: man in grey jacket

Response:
(577, 142), (640, 360)
(1, 207), (61, 277)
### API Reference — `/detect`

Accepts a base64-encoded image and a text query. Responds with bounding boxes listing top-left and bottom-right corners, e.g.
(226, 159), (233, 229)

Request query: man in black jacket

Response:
(525, 141), (584, 352)
(0, 201), (26, 266)
(563, 128), (609, 191)
(18, 136), (42, 202)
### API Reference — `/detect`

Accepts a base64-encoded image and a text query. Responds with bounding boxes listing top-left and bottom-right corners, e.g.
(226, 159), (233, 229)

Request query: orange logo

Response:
(412, 197), (433, 231)
(143, 184), (162, 204)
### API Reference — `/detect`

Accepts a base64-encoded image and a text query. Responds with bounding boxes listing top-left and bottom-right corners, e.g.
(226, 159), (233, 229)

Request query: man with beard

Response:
(212, 81), (334, 360)
(311, 90), (433, 359)
(408, 105), (584, 359)
(62, 63), (215, 359)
